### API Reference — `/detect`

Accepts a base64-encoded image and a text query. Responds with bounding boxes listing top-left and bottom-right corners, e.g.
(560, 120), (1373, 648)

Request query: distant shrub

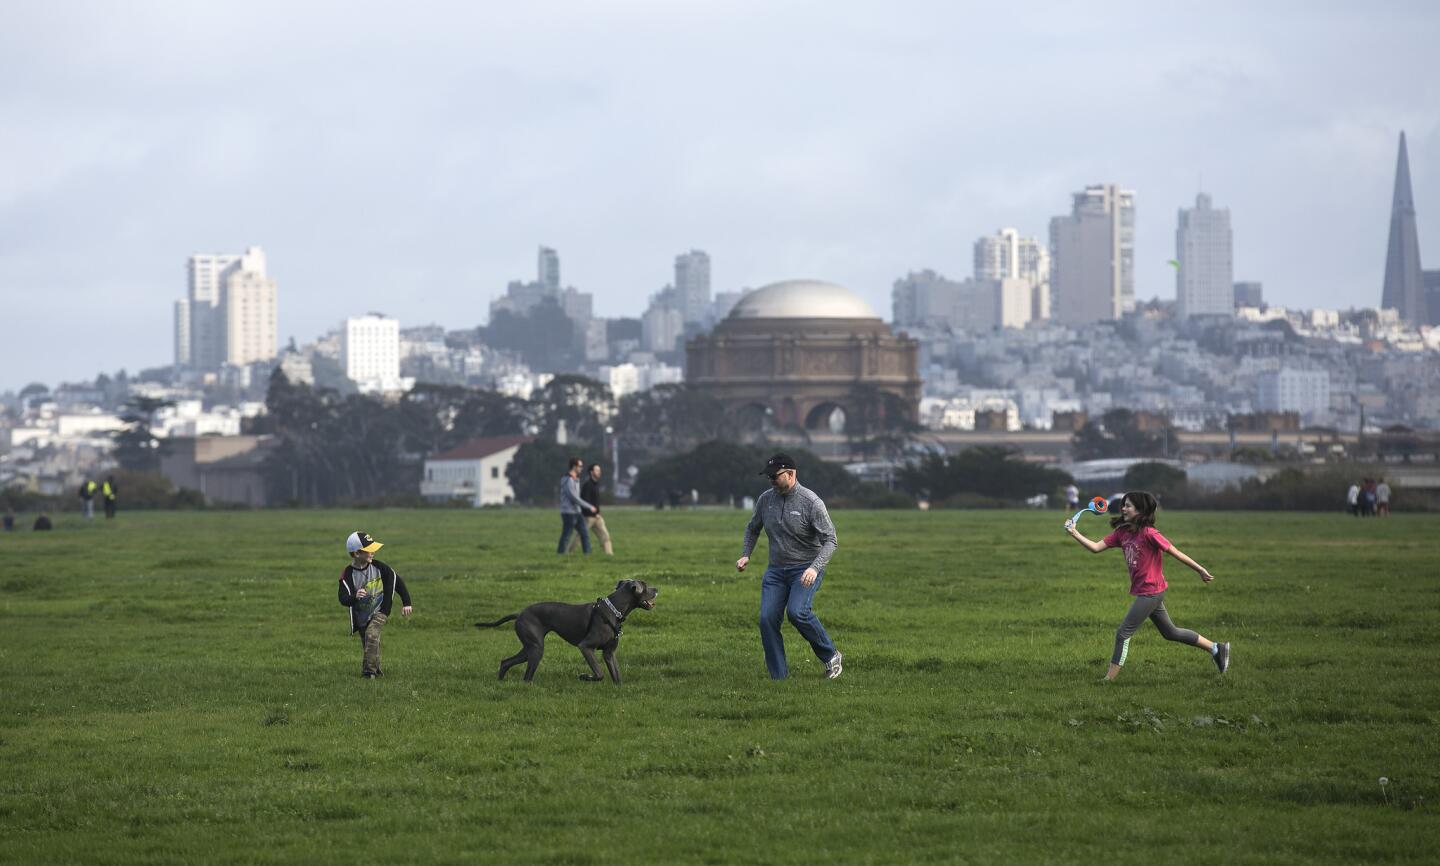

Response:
(831, 484), (916, 510)
(1123, 462), (1188, 500)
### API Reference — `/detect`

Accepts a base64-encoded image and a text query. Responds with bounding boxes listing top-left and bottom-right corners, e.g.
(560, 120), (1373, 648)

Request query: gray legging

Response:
(1112, 592), (1200, 665)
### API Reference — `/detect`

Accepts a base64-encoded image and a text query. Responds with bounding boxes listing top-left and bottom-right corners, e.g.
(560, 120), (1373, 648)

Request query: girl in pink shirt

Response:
(1064, 491), (1229, 681)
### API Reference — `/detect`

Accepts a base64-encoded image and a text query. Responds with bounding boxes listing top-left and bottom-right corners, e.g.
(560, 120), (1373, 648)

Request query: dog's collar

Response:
(599, 596), (626, 623)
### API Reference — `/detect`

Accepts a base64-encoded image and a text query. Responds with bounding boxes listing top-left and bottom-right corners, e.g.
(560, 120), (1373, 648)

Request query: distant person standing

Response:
(33, 512), (53, 531)
(1065, 483), (1080, 511)
(567, 463), (613, 555)
(557, 457), (595, 555)
(2, 509), (14, 531)
(1376, 478), (1392, 517)
(736, 453), (843, 681)
(337, 531), (413, 679)
(78, 479), (97, 518)
(1346, 482), (1360, 516)
(1360, 478), (1377, 517)
(102, 475), (118, 519)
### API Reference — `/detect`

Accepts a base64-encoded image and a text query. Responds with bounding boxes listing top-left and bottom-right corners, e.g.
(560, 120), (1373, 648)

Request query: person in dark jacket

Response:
(566, 463), (613, 555)
(337, 531), (413, 678)
(102, 475), (118, 519)
(78, 479), (97, 518)
(33, 512), (53, 531)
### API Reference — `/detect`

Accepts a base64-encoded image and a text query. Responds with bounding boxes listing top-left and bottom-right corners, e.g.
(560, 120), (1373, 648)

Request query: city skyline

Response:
(3, 2), (1439, 392)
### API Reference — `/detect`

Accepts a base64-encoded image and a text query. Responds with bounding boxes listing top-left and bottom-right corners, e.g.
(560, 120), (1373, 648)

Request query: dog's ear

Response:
(632, 581), (645, 595)
(615, 579), (626, 592)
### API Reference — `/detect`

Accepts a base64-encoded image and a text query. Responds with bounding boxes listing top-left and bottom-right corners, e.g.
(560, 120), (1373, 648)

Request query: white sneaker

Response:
(825, 651), (843, 680)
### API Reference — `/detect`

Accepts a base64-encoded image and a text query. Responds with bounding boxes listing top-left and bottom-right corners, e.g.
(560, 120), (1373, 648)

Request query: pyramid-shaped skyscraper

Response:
(1381, 132), (1427, 324)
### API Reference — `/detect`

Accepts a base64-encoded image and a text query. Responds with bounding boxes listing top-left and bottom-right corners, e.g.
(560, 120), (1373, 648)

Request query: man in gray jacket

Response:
(736, 452), (843, 680)
(558, 456), (596, 554)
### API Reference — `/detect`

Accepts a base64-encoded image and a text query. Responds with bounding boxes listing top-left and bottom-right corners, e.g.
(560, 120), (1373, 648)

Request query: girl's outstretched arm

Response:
(1165, 545), (1214, 582)
(1063, 520), (1107, 553)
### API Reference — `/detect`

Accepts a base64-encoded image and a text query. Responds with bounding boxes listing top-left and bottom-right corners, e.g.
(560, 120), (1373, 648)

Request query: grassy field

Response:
(1, 507), (1437, 864)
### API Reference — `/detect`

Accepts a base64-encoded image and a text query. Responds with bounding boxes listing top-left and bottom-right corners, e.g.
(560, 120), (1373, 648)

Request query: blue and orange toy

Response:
(1067, 496), (1109, 527)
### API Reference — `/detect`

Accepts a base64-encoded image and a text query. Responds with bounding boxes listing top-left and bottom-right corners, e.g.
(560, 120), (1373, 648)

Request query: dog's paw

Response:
(579, 674), (603, 681)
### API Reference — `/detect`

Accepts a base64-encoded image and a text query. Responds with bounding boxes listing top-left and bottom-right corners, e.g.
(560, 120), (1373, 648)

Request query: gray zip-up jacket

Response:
(741, 482), (838, 571)
(559, 474), (594, 515)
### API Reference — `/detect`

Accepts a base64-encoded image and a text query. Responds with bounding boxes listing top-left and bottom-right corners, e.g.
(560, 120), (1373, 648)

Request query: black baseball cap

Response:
(760, 453), (797, 476)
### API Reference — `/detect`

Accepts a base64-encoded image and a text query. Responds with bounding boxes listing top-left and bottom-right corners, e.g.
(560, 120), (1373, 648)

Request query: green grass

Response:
(2, 508), (1437, 864)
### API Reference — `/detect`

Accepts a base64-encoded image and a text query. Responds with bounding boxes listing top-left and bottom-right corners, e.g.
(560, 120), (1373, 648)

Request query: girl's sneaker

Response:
(1213, 642), (1231, 673)
(825, 652), (843, 680)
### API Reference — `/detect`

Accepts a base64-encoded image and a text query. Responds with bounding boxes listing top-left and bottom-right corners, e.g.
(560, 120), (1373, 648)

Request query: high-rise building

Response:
(174, 298), (191, 367)
(538, 246), (560, 292)
(675, 250), (712, 324)
(643, 304), (684, 354)
(1234, 281), (1264, 309)
(223, 247), (277, 366)
(975, 228), (1049, 321)
(710, 290), (748, 323)
(176, 246), (275, 370)
(1176, 193), (1234, 317)
(183, 252), (239, 369)
(891, 270), (1028, 331)
(343, 314), (401, 387)
(1381, 132), (1427, 324)
(892, 270), (963, 329)
(1256, 368), (1330, 422)
(1049, 184), (1135, 325)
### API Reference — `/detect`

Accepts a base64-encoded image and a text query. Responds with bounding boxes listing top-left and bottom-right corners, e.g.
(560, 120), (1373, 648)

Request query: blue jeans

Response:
(759, 563), (836, 679)
(558, 512), (590, 554)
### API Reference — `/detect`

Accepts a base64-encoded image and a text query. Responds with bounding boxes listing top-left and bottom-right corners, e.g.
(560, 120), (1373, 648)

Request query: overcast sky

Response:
(3, 0), (1438, 393)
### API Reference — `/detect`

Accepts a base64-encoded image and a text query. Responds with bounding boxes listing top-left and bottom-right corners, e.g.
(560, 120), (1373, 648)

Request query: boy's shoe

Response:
(825, 652), (843, 680)
(362, 672), (377, 679)
(1213, 642), (1230, 673)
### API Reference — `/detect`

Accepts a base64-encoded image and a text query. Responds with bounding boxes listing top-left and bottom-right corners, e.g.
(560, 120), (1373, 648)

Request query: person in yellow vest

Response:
(78, 479), (97, 518)
(102, 476), (118, 519)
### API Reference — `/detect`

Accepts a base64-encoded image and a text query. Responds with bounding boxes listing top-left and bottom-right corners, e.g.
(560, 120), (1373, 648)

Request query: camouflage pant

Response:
(359, 612), (388, 675)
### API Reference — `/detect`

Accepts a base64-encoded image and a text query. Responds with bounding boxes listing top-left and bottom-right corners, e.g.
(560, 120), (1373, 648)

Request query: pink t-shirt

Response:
(1102, 525), (1172, 596)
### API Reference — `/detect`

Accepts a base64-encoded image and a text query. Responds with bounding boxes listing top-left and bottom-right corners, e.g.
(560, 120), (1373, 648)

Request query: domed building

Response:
(685, 279), (921, 435)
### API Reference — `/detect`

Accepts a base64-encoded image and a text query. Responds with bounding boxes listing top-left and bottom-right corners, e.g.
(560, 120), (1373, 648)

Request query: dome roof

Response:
(728, 279), (879, 320)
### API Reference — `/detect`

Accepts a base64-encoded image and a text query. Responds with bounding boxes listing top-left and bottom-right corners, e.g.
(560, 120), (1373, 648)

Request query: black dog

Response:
(475, 579), (659, 683)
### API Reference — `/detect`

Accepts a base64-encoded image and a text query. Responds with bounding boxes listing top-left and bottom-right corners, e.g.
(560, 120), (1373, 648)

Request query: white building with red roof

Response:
(421, 435), (531, 506)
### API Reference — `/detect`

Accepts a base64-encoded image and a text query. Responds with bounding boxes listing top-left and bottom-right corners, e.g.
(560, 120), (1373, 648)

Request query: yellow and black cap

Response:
(346, 531), (383, 555)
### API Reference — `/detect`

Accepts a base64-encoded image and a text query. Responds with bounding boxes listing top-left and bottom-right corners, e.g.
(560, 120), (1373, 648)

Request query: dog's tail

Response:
(474, 614), (519, 629)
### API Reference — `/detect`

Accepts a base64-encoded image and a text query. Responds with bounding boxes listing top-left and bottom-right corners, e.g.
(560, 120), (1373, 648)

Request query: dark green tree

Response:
(482, 299), (580, 370)
(630, 441), (859, 506)
(1122, 462), (1188, 501)
(505, 439), (578, 505)
(613, 384), (734, 462)
(898, 446), (1072, 503)
(529, 375), (613, 446)
(110, 396), (174, 472)
(1071, 408), (1170, 460)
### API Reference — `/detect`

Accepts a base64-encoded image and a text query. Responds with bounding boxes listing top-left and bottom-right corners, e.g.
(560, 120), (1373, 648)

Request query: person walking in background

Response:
(337, 531), (413, 679)
(1063, 490), (1229, 681)
(78, 479), (96, 518)
(102, 475), (118, 519)
(567, 463), (613, 555)
(737, 452), (843, 681)
(1346, 482), (1360, 516)
(1065, 483), (1080, 511)
(557, 456), (595, 555)
(1376, 478), (1392, 517)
